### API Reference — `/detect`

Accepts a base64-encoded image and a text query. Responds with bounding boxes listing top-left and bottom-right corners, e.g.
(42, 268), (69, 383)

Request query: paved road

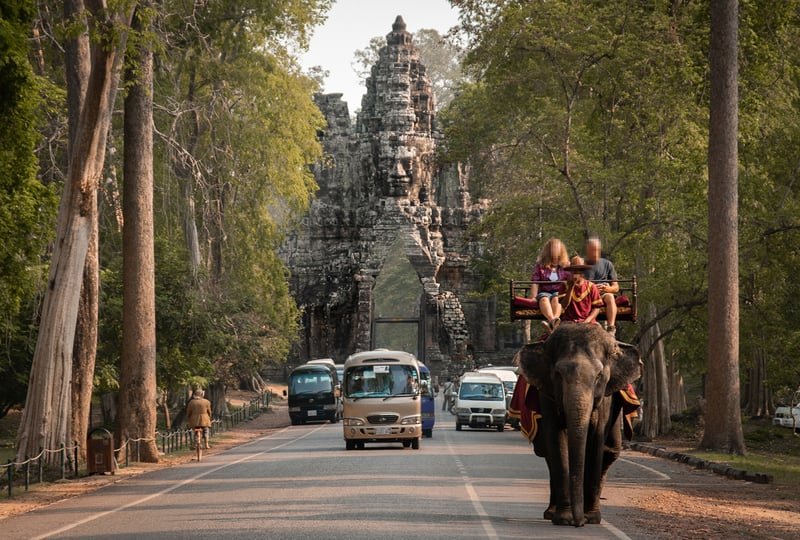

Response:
(4, 408), (692, 540)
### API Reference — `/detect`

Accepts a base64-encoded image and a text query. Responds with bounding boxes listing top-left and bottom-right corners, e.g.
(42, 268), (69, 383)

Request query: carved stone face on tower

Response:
(282, 17), (492, 375)
(358, 15), (435, 136)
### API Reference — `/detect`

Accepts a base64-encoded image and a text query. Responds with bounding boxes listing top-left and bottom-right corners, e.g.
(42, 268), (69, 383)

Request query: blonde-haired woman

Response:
(531, 238), (571, 333)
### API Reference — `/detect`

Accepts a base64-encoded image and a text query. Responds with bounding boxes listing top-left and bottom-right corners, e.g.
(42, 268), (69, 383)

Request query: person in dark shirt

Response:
(584, 237), (619, 336)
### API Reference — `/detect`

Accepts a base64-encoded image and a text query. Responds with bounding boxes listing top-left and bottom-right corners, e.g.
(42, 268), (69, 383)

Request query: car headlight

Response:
(401, 415), (421, 425)
(453, 407), (470, 415)
(343, 418), (365, 426)
(288, 406), (301, 412)
(491, 409), (506, 415)
(323, 404), (337, 410)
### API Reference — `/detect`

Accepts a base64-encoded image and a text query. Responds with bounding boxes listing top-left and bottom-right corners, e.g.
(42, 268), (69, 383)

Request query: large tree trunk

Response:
(66, 0), (97, 464)
(71, 219), (98, 461)
(744, 347), (771, 416)
(118, 3), (160, 462)
(208, 381), (228, 418)
(701, 0), (745, 454)
(64, 0), (99, 460)
(639, 304), (672, 438)
(15, 2), (132, 463)
(668, 352), (687, 415)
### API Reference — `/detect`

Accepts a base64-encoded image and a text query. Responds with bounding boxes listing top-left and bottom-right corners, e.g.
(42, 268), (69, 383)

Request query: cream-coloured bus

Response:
(342, 349), (422, 450)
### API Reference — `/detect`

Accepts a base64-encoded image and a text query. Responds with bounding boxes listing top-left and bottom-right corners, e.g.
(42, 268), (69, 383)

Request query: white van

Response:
(478, 367), (518, 427)
(453, 372), (506, 432)
(772, 406), (800, 430)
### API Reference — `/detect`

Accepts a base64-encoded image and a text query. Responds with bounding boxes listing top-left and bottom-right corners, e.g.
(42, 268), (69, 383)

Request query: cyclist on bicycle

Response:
(186, 389), (212, 449)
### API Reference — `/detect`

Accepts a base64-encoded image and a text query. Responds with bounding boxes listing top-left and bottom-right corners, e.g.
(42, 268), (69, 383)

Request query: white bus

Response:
(342, 349), (422, 450)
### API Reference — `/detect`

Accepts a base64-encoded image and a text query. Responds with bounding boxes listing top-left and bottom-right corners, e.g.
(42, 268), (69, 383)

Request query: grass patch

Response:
(692, 450), (800, 485)
(668, 412), (800, 487)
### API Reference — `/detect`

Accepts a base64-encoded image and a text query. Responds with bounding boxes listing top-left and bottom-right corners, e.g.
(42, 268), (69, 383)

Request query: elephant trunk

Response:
(565, 389), (592, 527)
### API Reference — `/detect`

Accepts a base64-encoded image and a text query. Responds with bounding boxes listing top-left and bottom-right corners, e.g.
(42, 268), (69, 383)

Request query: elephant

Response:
(514, 322), (642, 527)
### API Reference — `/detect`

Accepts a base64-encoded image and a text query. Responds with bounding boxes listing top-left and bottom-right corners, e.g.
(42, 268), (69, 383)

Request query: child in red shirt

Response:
(560, 256), (603, 323)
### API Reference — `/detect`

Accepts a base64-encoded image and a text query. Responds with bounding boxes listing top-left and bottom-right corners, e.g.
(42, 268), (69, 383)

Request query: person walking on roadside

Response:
(442, 378), (454, 411)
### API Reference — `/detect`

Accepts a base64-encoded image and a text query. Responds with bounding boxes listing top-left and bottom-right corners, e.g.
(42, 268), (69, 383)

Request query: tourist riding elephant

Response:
(515, 322), (642, 527)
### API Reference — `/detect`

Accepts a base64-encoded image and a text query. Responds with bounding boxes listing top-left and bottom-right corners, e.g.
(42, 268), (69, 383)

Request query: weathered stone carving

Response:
(281, 17), (494, 376)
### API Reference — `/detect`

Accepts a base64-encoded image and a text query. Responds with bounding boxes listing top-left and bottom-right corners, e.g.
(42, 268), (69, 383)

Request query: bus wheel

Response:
(411, 438), (420, 450)
(346, 440), (355, 450)
(356, 441), (365, 450)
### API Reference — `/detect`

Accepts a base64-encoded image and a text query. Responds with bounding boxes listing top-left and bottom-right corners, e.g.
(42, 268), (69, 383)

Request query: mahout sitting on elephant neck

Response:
(513, 323), (642, 527)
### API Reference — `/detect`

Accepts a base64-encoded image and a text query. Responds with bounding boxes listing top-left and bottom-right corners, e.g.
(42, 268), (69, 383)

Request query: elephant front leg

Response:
(550, 428), (575, 526)
(585, 402), (622, 524)
(532, 416), (558, 520)
(542, 452), (558, 520)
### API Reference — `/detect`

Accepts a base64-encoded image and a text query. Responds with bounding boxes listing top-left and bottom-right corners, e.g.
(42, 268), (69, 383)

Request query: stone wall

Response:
(280, 17), (497, 378)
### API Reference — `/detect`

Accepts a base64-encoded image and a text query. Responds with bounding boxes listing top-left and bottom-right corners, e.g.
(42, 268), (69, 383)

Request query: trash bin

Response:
(86, 427), (116, 475)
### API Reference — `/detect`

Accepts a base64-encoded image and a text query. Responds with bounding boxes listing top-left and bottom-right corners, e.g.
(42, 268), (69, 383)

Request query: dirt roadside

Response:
(2, 397), (799, 539)
(0, 388), (292, 521)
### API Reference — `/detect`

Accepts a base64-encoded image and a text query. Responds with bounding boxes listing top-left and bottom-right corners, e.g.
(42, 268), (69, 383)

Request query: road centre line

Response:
(444, 436), (499, 540)
(31, 425), (321, 540)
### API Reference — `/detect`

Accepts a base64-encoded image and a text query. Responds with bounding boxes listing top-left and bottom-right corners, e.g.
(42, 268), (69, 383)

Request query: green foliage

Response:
(140, 0), (329, 390)
(446, 0), (800, 394)
(0, 0), (58, 416)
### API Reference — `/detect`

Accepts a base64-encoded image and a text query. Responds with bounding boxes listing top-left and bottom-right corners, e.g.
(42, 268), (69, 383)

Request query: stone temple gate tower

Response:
(281, 17), (497, 376)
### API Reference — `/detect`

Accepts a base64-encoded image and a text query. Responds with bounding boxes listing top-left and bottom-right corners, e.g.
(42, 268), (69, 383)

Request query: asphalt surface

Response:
(2, 401), (719, 540)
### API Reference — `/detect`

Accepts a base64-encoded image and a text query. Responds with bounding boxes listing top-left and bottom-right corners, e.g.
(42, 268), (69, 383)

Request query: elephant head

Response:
(516, 323), (641, 526)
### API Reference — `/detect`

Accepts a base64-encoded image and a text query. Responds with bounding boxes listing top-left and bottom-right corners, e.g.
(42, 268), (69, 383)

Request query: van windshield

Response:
(459, 382), (504, 401)
(345, 364), (418, 398)
(289, 373), (332, 396)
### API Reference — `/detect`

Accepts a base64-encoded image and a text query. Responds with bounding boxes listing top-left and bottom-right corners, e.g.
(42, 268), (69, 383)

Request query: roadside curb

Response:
(625, 441), (773, 484)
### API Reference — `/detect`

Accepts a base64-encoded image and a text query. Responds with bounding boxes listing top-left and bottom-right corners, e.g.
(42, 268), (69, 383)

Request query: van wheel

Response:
(345, 440), (355, 450)
(455, 423), (462, 431)
(496, 424), (504, 432)
(402, 440), (411, 448)
(411, 438), (420, 450)
(330, 416), (338, 424)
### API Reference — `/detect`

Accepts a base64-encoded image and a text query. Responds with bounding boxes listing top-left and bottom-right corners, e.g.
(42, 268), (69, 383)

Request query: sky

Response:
(299, 0), (460, 113)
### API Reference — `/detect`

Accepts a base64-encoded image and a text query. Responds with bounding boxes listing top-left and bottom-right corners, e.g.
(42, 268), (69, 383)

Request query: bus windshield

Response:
(289, 372), (332, 396)
(345, 363), (418, 398)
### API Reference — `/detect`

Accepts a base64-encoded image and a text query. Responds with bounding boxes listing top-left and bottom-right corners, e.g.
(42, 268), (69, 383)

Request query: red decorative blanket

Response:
(509, 375), (640, 442)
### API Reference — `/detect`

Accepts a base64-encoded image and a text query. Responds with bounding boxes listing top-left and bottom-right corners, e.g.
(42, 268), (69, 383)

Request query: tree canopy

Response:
(0, 0), (58, 417)
(5, 0), (331, 424)
(444, 0), (800, 413)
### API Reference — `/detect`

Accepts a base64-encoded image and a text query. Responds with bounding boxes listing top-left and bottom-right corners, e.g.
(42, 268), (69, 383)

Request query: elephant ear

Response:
(606, 341), (643, 395)
(515, 342), (553, 397)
